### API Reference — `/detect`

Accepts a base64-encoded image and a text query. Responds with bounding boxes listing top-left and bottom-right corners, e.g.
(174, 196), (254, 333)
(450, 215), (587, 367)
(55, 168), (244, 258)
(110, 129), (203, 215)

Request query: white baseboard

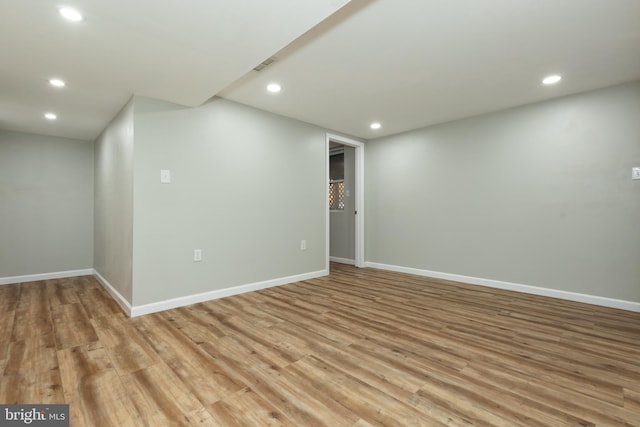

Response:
(93, 270), (133, 317)
(129, 269), (329, 317)
(365, 262), (640, 313)
(330, 256), (356, 265)
(0, 269), (94, 286)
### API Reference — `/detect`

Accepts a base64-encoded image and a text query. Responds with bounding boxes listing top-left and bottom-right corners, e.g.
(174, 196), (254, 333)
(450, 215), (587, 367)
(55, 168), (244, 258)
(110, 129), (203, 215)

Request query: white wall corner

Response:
(364, 262), (640, 313)
(129, 269), (329, 317)
(0, 269), (95, 286)
(93, 270), (133, 316)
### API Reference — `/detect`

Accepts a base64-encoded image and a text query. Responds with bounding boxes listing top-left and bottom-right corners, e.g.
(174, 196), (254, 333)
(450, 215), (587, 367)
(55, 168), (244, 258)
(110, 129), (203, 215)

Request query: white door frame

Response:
(326, 133), (365, 269)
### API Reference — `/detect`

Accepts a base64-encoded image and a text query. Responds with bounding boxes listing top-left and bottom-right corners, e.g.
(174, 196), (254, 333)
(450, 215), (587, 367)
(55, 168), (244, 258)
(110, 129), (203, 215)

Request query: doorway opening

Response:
(326, 133), (364, 270)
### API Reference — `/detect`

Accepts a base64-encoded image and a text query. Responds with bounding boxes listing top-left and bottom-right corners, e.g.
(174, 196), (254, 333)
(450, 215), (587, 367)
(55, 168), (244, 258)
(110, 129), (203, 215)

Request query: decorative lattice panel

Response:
(329, 181), (345, 210)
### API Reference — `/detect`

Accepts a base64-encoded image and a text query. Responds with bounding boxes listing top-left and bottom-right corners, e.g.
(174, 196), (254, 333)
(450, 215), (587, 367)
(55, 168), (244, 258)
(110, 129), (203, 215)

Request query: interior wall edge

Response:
(330, 257), (356, 265)
(365, 262), (640, 313)
(128, 268), (329, 318)
(93, 269), (132, 316)
(0, 269), (94, 286)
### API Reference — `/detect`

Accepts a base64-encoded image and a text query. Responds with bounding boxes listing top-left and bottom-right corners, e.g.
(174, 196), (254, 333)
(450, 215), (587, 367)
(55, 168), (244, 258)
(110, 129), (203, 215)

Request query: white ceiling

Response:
(0, 0), (350, 140)
(221, 0), (640, 139)
(1, 0), (639, 141)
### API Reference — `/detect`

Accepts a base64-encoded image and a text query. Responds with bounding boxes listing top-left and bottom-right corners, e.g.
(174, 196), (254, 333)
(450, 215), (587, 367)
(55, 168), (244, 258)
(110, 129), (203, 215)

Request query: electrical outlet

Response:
(160, 169), (171, 183)
(300, 240), (306, 251)
(633, 167), (640, 180)
(193, 249), (202, 262)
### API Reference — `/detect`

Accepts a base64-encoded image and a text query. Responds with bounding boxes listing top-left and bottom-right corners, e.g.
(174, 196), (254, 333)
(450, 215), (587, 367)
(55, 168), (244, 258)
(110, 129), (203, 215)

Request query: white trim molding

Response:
(0, 269), (94, 286)
(93, 270), (133, 316)
(330, 256), (356, 265)
(129, 269), (329, 317)
(326, 133), (365, 268)
(365, 262), (640, 313)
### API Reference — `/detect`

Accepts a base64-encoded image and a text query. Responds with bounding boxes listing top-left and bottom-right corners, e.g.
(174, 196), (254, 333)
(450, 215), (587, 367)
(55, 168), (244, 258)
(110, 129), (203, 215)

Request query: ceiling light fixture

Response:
(266, 83), (281, 93)
(542, 75), (562, 85)
(370, 122), (381, 130)
(59, 7), (84, 22)
(44, 113), (57, 120)
(49, 78), (65, 87)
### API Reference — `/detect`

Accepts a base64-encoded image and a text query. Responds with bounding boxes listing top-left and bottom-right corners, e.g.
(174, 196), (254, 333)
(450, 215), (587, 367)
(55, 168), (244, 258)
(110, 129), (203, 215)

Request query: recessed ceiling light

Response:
(44, 113), (57, 120)
(542, 75), (562, 85)
(49, 79), (65, 87)
(59, 7), (84, 22)
(266, 83), (281, 93)
(370, 122), (381, 130)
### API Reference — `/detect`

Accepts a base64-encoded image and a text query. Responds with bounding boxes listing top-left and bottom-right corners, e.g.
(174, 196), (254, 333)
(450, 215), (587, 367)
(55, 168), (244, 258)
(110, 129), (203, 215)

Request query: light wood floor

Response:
(1, 264), (639, 426)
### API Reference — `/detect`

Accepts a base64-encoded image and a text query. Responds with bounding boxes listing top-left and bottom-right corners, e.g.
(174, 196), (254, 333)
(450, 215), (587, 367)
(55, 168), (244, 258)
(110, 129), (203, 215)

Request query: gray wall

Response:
(0, 130), (93, 277)
(94, 98), (134, 302)
(330, 145), (356, 260)
(132, 96), (327, 306)
(366, 81), (640, 302)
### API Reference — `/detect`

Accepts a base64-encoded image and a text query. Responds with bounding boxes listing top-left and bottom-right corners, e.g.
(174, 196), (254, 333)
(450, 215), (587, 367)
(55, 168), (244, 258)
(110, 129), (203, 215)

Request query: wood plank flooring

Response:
(1, 264), (639, 426)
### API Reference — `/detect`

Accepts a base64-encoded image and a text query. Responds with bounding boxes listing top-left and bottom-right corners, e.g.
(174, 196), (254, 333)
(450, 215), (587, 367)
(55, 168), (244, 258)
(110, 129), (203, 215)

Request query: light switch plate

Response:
(633, 167), (640, 180)
(160, 169), (171, 183)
